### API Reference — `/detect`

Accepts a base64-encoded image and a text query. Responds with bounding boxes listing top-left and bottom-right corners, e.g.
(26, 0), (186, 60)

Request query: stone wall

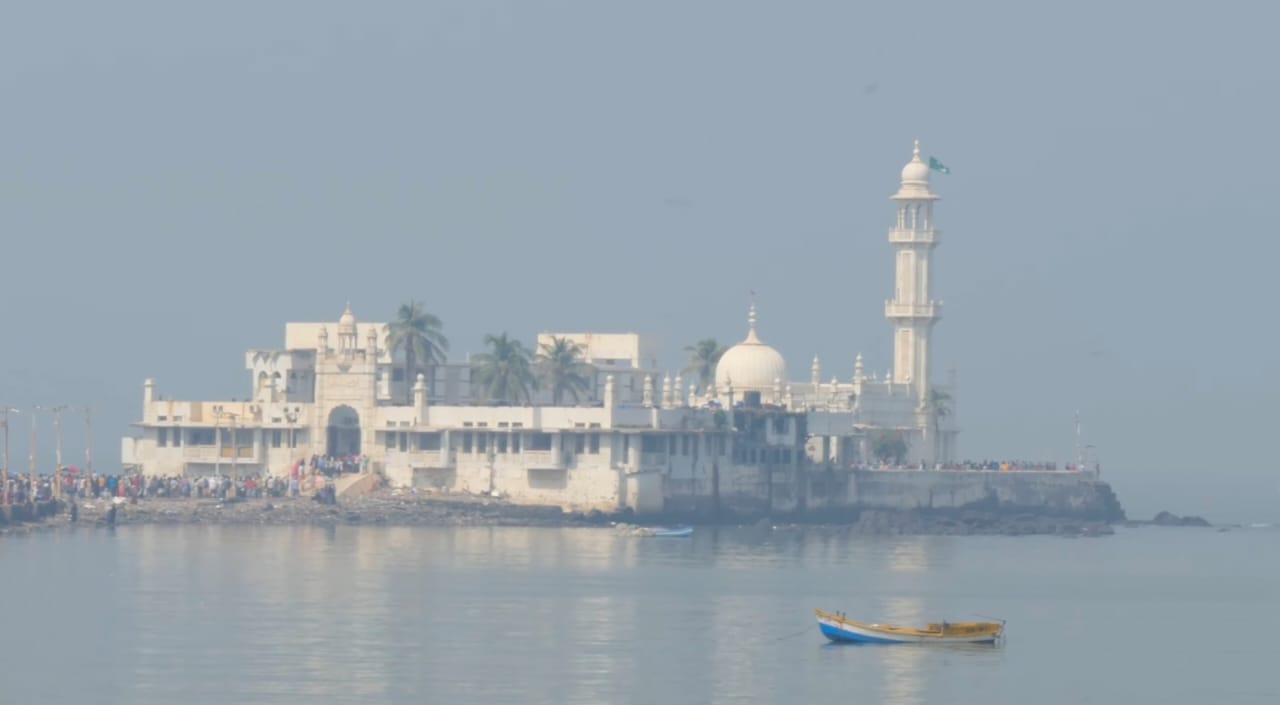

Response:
(790, 468), (1124, 522)
(651, 466), (1124, 522)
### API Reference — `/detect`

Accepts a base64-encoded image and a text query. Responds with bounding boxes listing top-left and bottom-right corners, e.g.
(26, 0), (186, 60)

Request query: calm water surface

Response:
(2, 523), (1277, 704)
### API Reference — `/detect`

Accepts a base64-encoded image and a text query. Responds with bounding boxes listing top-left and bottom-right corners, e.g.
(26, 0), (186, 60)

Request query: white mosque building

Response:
(121, 142), (958, 512)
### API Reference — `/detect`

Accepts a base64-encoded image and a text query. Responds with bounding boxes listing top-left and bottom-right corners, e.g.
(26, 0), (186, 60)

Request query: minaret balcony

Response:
(888, 228), (940, 245)
(884, 301), (942, 319)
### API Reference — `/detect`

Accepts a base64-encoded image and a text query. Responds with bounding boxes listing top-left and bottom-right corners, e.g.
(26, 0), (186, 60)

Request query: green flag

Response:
(928, 156), (951, 174)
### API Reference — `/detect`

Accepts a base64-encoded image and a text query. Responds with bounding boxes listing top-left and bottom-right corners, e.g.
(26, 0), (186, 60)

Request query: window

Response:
(392, 368), (405, 382)
(416, 433), (442, 451)
(497, 435), (508, 454)
(511, 434), (521, 453)
(157, 428), (168, 447)
(461, 432), (473, 452)
(384, 432), (396, 450)
(641, 436), (663, 452)
(588, 433), (599, 454)
(271, 430), (283, 448)
(574, 434), (586, 454)
(172, 427), (182, 447)
(528, 433), (552, 451)
(188, 428), (216, 446)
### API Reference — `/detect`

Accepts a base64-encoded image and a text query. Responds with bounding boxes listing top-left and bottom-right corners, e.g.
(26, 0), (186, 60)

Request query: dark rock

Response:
(1152, 511), (1212, 527)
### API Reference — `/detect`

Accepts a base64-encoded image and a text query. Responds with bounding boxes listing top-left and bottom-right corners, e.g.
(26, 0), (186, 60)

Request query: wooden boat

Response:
(650, 526), (693, 537)
(815, 609), (1003, 644)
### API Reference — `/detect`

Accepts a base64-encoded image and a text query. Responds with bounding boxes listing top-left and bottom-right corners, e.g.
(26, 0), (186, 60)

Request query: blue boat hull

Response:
(818, 621), (904, 644)
(816, 610), (1003, 644)
(651, 526), (693, 537)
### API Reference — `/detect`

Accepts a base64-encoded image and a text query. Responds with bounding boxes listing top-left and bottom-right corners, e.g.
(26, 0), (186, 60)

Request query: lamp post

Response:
(231, 413), (239, 499)
(215, 410), (240, 499)
(29, 408), (37, 500)
(285, 406), (299, 471)
(213, 410), (222, 490)
(49, 405), (67, 499)
(1, 407), (18, 506)
(82, 406), (93, 476)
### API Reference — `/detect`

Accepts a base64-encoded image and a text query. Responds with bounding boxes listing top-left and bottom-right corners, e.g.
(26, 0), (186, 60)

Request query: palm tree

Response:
(536, 336), (592, 406)
(924, 388), (952, 464)
(683, 338), (727, 390)
(384, 302), (449, 403)
(871, 430), (909, 466)
(472, 333), (537, 404)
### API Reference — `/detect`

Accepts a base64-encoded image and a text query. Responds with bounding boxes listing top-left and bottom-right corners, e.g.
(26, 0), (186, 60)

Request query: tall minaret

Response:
(885, 140), (941, 405)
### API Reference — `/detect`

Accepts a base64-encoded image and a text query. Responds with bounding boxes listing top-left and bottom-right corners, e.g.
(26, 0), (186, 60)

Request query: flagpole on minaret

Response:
(886, 139), (943, 407)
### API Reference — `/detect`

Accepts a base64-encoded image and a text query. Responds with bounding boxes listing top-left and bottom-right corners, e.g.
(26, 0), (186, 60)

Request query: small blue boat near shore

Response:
(651, 526), (693, 537)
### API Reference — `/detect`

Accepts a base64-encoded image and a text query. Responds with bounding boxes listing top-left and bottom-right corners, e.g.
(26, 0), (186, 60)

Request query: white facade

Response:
(122, 142), (961, 510)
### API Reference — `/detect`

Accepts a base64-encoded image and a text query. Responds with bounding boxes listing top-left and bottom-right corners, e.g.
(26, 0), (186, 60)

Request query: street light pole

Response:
(83, 406), (93, 476)
(230, 413), (239, 500)
(213, 412), (222, 492)
(214, 410), (239, 500)
(52, 405), (67, 499)
(29, 408), (37, 499)
(1, 408), (18, 506)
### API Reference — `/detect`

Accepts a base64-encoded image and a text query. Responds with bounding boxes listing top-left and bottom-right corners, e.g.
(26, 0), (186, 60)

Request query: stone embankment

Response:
(5, 489), (1123, 538)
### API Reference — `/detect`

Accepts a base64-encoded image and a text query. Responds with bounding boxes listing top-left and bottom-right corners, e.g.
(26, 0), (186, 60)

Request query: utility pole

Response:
(29, 408), (37, 498)
(213, 411), (222, 488)
(215, 410), (239, 499)
(83, 406), (93, 476)
(231, 413), (239, 499)
(51, 405), (67, 499)
(1, 407), (18, 506)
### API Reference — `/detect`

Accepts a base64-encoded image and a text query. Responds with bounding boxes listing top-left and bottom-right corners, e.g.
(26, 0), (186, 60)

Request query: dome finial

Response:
(913, 139), (921, 159)
(744, 293), (761, 343)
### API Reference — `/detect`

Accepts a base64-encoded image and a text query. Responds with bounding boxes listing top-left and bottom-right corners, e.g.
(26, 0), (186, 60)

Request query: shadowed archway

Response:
(326, 405), (361, 457)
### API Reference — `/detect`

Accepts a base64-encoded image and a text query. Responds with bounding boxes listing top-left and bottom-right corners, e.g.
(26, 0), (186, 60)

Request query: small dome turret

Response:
(338, 302), (357, 334)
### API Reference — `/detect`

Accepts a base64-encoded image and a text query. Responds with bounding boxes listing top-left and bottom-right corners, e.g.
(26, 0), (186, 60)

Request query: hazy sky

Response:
(2, 1), (1277, 522)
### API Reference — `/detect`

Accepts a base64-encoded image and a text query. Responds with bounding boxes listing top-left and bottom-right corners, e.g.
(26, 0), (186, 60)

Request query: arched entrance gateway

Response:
(326, 405), (361, 457)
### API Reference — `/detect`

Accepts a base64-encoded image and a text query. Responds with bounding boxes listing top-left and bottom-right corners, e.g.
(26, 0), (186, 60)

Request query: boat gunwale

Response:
(815, 609), (1003, 639)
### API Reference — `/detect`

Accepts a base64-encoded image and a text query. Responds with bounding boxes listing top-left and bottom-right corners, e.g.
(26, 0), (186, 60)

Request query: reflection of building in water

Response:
(711, 595), (766, 701)
(888, 538), (930, 573)
(879, 596), (926, 705)
(129, 525), (394, 702)
(567, 595), (635, 704)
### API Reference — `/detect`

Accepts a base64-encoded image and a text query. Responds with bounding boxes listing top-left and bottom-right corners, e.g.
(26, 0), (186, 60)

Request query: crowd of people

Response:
(863, 459), (1099, 473)
(305, 454), (367, 476)
(1, 456), (354, 509)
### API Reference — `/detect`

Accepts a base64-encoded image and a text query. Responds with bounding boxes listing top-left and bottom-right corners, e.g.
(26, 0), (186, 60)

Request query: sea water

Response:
(1, 523), (1276, 705)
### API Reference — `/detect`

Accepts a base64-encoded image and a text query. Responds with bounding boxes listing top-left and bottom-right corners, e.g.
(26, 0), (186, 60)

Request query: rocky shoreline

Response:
(0, 490), (1162, 538)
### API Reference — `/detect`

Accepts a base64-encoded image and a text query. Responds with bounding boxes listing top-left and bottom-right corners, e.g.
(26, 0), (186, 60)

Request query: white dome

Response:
(715, 304), (788, 394)
(338, 302), (356, 333)
(900, 140), (930, 185)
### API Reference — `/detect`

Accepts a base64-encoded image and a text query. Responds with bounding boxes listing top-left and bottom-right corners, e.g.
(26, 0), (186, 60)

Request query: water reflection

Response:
(888, 539), (930, 573)
(5, 525), (1262, 705)
(879, 597), (927, 705)
(712, 594), (765, 703)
